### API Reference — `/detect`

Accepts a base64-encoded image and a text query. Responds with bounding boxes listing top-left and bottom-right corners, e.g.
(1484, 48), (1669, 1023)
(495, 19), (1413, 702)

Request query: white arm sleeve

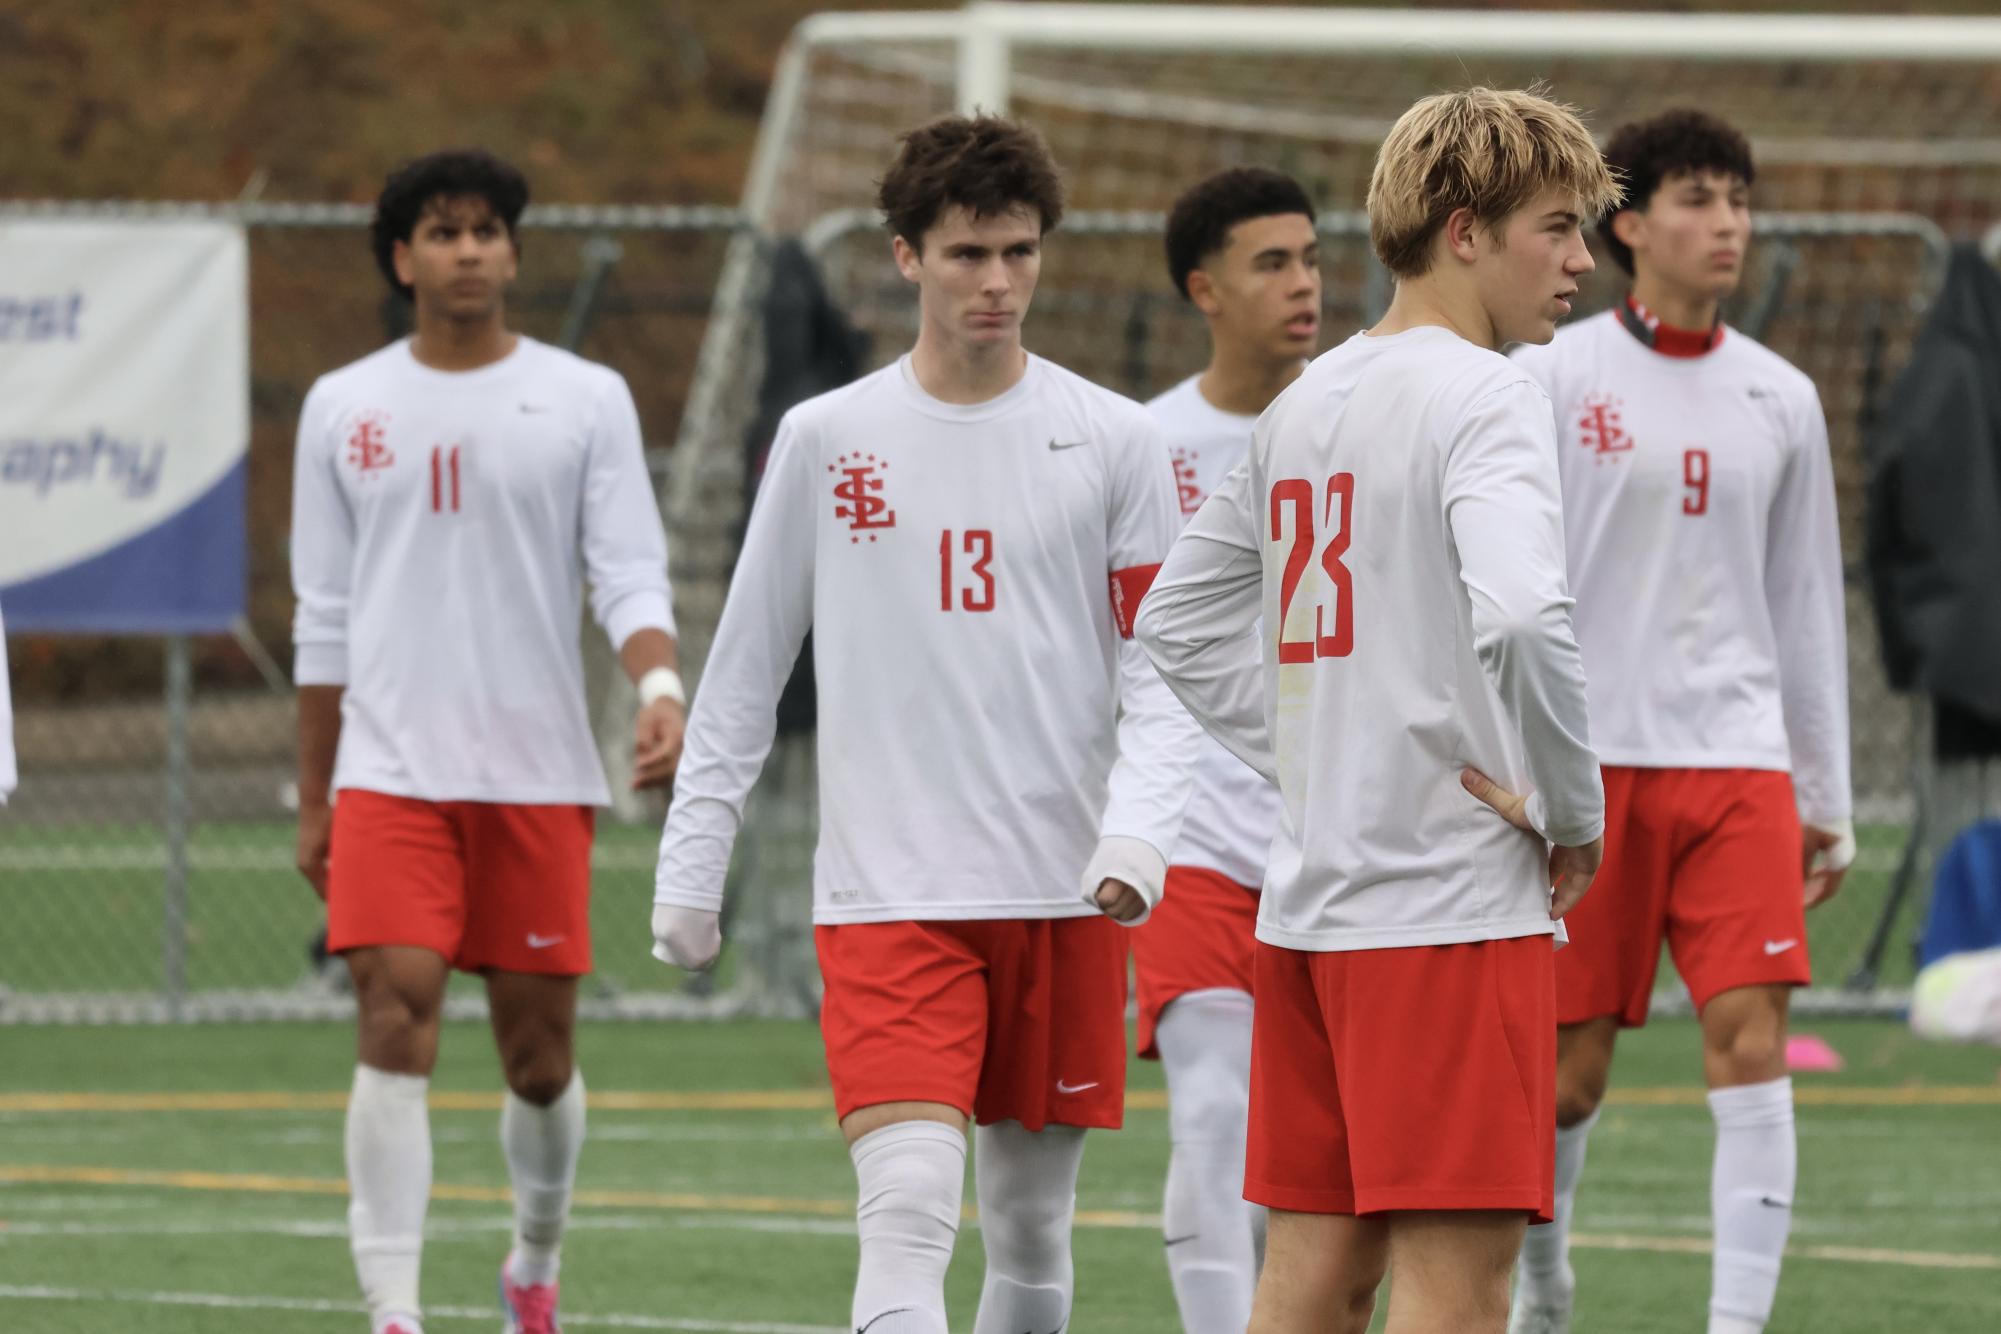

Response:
(1443, 383), (1604, 847)
(652, 417), (817, 912)
(582, 374), (676, 650)
(1136, 460), (1274, 782)
(1767, 390), (1852, 828)
(1093, 418), (1203, 883)
(289, 383), (356, 687)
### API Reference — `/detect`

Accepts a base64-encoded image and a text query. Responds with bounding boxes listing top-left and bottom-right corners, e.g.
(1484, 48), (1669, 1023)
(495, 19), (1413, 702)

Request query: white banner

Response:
(0, 218), (248, 630)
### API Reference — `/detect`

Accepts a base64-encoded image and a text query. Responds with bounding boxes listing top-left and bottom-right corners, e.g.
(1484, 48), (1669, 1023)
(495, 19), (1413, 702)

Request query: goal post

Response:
(668, 4), (2001, 1013)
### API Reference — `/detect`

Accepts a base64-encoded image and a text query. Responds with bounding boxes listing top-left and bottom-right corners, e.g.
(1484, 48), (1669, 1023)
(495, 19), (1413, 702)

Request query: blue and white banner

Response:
(0, 219), (249, 632)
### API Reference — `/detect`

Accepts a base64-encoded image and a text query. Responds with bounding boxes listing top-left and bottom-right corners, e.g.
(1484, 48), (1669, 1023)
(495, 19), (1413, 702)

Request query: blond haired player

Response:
(1139, 165), (1320, 1334)
(1508, 110), (1852, 1334)
(1138, 88), (1617, 1334)
(652, 115), (1198, 1334)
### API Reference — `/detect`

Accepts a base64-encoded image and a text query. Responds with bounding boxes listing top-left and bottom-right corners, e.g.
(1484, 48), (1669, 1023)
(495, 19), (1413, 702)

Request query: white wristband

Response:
(1810, 817), (1856, 873)
(637, 666), (685, 708)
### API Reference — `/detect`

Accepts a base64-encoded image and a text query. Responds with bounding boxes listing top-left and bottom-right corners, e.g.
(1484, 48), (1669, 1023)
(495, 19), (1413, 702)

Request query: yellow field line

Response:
(2, 1085), (1997, 1114)
(3, 1164), (1996, 1271)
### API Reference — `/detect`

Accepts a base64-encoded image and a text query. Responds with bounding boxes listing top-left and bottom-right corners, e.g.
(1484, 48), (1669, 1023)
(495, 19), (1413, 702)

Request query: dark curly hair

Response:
(369, 149), (530, 301)
(1164, 167), (1316, 300)
(877, 115), (1064, 252)
(1599, 110), (1755, 276)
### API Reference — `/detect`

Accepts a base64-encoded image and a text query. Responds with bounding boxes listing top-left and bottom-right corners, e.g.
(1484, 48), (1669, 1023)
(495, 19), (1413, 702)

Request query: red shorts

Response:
(1246, 936), (1556, 1220)
(815, 915), (1128, 1131)
(1558, 767), (1810, 1028)
(1131, 865), (1259, 1059)
(326, 789), (595, 976)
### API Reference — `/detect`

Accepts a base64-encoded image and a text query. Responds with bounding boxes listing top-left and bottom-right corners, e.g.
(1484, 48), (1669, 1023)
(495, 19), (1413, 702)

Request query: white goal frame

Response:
(676, 4), (2001, 505)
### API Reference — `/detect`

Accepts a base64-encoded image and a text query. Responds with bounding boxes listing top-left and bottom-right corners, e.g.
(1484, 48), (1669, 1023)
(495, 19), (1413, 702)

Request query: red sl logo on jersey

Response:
(1171, 447), (1204, 514)
(1576, 395), (1634, 457)
(830, 452), (895, 543)
(346, 412), (395, 477)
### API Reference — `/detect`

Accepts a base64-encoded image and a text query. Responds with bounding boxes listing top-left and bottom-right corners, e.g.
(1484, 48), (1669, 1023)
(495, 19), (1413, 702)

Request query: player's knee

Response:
(1336, 1277), (1380, 1333)
(503, 1058), (574, 1108)
(355, 988), (441, 1065)
(1555, 1066), (1607, 1127)
(1703, 993), (1788, 1082)
(980, 1188), (1072, 1266)
(1169, 1076), (1248, 1146)
(1708, 1023), (1786, 1084)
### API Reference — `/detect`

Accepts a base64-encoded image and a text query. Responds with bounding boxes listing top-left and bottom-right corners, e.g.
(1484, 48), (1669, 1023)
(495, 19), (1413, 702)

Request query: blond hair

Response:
(1367, 87), (1621, 280)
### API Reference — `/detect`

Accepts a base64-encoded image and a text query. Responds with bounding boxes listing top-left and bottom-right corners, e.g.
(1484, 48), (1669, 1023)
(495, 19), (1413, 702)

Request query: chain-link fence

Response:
(0, 200), (784, 1023)
(0, 195), (1983, 1021)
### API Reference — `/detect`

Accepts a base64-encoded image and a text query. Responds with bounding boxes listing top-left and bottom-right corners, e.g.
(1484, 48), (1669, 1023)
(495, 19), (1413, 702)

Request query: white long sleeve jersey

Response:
(654, 354), (1200, 924)
(1510, 312), (1851, 826)
(1147, 376), (1283, 888)
(290, 337), (676, 806)
(1137, 328), (1605, 953)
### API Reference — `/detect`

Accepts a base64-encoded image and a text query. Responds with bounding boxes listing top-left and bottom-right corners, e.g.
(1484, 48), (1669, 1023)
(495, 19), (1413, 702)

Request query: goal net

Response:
(671, 4), (2001, 1013)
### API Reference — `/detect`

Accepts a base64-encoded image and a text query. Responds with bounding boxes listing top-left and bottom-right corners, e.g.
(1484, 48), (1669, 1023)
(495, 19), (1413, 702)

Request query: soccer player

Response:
(1506, 110), (1852, 1334)
(291, 149), (683, 1334)
(1138, 166), (1319, 1333)
(1136, 87), (1616, 1334)
(651, 115), (1198, 1334)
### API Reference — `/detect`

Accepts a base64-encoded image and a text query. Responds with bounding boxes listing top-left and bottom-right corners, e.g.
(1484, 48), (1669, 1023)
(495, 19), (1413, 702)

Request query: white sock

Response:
(501, 1068), (585, 1287)
(1157, 990), (1259, 1334)
(972, 1120), (1086, 1334)
(850, 1121), (966, 1334)
(346, 1065), (431, 1331)
(1519, 1107), (1598, 1299)
(1708, 1078), (1796, 1332)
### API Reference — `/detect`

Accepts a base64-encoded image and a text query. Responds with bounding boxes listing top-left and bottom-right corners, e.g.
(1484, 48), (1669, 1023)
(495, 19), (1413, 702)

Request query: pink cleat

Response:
(499, 1253), (562, 1334)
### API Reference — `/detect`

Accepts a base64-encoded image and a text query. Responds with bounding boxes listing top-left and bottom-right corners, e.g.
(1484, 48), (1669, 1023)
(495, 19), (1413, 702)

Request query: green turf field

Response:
(0, 820), (1923, 998)
(1, 1018), (1996, 1332)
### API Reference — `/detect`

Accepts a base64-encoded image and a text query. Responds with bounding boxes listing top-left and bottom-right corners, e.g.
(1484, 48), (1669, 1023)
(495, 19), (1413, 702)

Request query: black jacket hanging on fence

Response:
(742, 238), (871, 737)
(1865, 243), (2001, 745)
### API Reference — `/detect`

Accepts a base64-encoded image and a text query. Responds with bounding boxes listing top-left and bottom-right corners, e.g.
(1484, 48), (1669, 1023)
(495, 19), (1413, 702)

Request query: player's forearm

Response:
(1101, 641), (1204, 849)
(1780, 668), (1852, 825)
(1136, 537), (1273, 779)
(1140, 627), (1273, 781)
(1469, 589), (1604, 843)
(618, 626), (680, 682)
(296, 685), (344, 808)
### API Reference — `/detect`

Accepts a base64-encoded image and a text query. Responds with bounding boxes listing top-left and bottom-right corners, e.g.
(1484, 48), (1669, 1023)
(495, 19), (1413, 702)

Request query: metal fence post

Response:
(163, 634), (192, 1019)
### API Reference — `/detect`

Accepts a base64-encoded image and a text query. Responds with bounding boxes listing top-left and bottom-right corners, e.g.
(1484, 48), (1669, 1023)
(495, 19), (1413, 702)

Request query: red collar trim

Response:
(1617, 296), (1725, 358)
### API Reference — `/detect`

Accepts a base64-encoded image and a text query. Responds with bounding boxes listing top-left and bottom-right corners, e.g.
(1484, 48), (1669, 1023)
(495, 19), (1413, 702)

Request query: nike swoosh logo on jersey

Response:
(527, 933), (568, 949)
(1163, 1233), (1200, 1248)
(1055, 1079), (1098, 1094)
(1763, 938), (1798, 955)
(1047, 438), (1089, 451)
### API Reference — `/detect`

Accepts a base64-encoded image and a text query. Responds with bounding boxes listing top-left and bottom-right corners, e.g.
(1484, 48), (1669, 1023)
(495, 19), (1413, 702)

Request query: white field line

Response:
(0, 1283), (844, 1333)
(3, 1164), (1997, 1272)
(0, 845), (659, 872)
(0, 1213), (857, 1241)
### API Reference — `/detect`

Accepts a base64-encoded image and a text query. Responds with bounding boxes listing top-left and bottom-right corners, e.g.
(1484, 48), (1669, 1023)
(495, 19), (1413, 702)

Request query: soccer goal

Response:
(670, 4), (2001, 1016)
